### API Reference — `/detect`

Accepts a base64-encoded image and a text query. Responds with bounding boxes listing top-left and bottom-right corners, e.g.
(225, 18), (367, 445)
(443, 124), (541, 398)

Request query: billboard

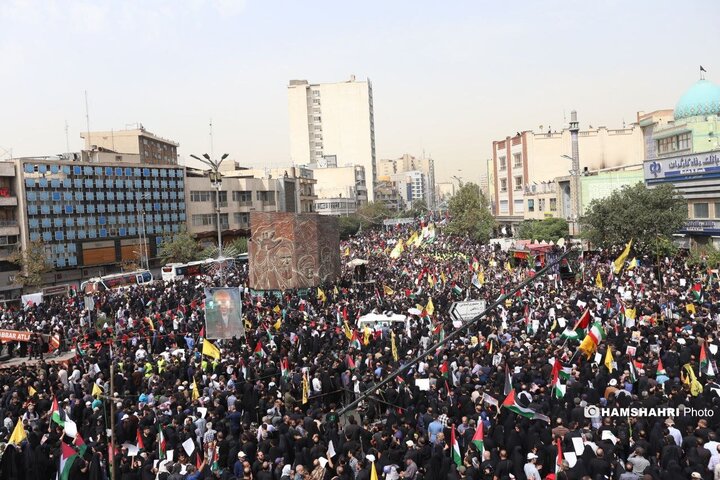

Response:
(248, 212), (341, 291)
(204, 287), (245, 339)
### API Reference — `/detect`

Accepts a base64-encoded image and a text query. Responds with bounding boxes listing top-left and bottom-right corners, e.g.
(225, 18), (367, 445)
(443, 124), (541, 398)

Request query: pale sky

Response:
(1, 0), (718, 183)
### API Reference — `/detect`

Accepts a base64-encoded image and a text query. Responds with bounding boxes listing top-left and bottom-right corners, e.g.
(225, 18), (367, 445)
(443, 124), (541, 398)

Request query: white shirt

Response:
(524, 462), (541, 480)
(668, 426), (682, 446)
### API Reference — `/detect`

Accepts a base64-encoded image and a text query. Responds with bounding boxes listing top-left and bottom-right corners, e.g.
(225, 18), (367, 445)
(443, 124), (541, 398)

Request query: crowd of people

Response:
(0, 220), (719, 480)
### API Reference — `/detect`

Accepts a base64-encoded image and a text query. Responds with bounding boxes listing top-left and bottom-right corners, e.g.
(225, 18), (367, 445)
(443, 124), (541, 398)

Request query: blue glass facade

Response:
(23, 162), (186, 268)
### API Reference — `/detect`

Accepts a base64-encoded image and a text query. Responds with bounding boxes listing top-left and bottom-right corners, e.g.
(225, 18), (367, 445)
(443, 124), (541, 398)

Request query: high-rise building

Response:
(81, 126), (179, 165)
(288, 76), (377, 200)
(377, 154), (436, 208)
(311, 165), (367, 216)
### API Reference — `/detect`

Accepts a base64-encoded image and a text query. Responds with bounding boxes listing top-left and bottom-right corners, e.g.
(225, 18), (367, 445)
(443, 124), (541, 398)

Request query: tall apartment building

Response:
(311, 165), (367, 215)
(377, 154), (436, 208)
(81, 126), (179, 165)
(288, 76), (377, 200)
(491, 115), (644, 231)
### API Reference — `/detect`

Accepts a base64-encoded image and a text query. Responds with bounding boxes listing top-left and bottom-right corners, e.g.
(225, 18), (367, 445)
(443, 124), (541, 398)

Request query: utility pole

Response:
(109, 361), (116, 480)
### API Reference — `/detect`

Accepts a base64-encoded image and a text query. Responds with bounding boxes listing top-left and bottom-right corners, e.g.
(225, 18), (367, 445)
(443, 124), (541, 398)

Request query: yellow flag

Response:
(626, 308), (636, 320)
(440, 271), (447, 284)
(505, 261), (513, 273)
(551, 317), (557, 331)
(243, 316), (252, 329)
(383, 285), (395, 296)
(343, 321), (353, 340)
(595, 272), (603, 289)
(202, 339), (221, 360)
(604, 348), (615, 373)
(192, 378), (200, 401)
(627, 258), (638, 270)
(274, 318), (282, 330)
(317, 288), (327, 303)
(28, 386), (37, 397)
(426, 298), (435, 316)
(414, 233), (423, 248)
(92, 383), (103, 398)
(391, 331), (398, 362)
(407, 232), (418, 246)
(344, 247), (350, 257)
(488, 340), (493, 355)
(302, 372), (309, 404)
(428, 275), (435, 289)
(687, 303), (696, 314)
(333, 286), (339, 296)
(370, 461), (379, 480)
(389, 239), (404, 259)
(8, 418), (26, 446)
(478, 269), (485, 286)
(363, 326), (371, 345)
(273, 305), (281, 314)
(613, 239), (633, 274)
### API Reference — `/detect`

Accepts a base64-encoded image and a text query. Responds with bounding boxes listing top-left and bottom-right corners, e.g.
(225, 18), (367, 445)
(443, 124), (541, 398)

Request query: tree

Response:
(446, 182), (495, 242)
(356, 202), (391, 229)
(229, 237), (248, 255)
(158, 231), (201, 264)
(339, 215), (361, 239)
(517, 218), (569, 242)
(408, 199), (429, 219)
(7, 239), (54, 290)
(580, 182), (686, 253)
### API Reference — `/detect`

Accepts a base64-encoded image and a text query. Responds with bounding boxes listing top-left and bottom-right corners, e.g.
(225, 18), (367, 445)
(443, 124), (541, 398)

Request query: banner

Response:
(0, 330), (34, 342)
(204, 287), (244, 339)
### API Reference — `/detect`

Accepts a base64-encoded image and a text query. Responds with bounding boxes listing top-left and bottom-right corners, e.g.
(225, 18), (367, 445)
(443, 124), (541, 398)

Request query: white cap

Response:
(527, 453), (538, 460)
(366, 454), (376, 462)
(609, 379), (618, 386)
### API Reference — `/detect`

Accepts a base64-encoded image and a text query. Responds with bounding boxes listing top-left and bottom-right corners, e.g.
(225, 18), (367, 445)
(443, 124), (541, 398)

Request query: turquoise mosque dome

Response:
(674, 79), (720, 120)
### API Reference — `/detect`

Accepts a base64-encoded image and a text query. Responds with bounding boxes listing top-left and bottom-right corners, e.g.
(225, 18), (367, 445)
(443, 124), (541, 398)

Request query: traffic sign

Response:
(449, 300), (487, 322)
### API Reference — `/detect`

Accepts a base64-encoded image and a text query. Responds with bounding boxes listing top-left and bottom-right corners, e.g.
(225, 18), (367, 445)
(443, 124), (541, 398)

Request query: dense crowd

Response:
(0, 221), (719, 480)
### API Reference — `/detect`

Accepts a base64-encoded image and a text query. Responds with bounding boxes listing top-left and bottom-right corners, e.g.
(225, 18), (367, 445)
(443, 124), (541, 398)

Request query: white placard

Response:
(558, 318), (567, 328)
(318, 457), (328, 468)
(577, 300), (587, 309)
(680, 278), (686, 287)
(601, 430), (619, 444)
(166, 450), (174, 462)
(197, 407), (208, 419)
(564, 452), (577, 468)
(327, 440), (336, 459)
(122, 443), (139, 456)
(710, 344), (718, 355)
(572, 437), (585, 455)
(415, 378), (430, 391)
(182, 438), (195, 456)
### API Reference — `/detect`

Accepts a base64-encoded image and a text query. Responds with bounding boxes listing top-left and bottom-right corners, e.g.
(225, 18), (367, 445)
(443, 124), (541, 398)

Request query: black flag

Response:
(700, 65), (707, 73)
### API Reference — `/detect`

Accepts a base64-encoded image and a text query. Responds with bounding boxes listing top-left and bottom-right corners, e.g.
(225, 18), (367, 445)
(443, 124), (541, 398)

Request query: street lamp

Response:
(191, 153), (229, 279)
(561, 154), (581, 235)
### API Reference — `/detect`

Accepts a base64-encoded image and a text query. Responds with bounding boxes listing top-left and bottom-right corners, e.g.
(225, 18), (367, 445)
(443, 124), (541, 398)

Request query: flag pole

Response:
(337, 246), (579, 416)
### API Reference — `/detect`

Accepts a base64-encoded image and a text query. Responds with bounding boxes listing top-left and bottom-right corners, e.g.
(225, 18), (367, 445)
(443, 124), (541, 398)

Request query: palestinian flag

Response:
(75, 342), (86, 358)
(158, 424), (166, 460)
(551, 359), (566, 399)
(471, 421), (484, 455)
(347, 355), (356, 370)
(691, 282), (704, 302)
(59, 442), (78, 480)
(281, 358), (290, 380)
(656, 356), (666, 378)
(51, 396), (66, 427)
(501, 389), (550, 423)
(561, 309), (591, 341)
(549, 358), (572, 381)
(440, 361), (449, 378)
(628, 359), (639, 383)
(136, 428), (144, 450)
(254, 342), (266, 358)
(450, 425), (462, 467)
(452, 284), (463, 296)
(74, 433), (88, 457)
(578, 322), (605, 359)
(503, 364), (512, 396)
(350, 330), (362, 350)
(700, 344), (709, 375)
(555, 438), (563, 476)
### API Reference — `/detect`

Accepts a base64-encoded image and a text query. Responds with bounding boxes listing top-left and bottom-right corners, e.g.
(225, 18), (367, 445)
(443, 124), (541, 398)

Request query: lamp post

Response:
(191, 153), (229, 282)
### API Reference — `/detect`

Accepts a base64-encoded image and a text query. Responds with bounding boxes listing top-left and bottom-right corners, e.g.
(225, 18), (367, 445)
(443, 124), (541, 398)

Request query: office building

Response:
(643, 76), (720, 247)
(311, 165), (367, 216)
(81, 126), (179, 165)
(491, 113), (644, 233)
(378, 154), (436, 208)
(288, 76), (377, 200)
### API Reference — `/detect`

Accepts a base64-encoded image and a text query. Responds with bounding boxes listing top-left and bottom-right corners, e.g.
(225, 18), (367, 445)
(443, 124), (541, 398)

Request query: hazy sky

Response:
(1, 0), (718, 183)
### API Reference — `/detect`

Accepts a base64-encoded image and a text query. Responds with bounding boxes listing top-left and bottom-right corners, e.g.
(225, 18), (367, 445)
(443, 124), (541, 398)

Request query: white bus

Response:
(161, 257), (236, 282)
(81, 270), (153, 295)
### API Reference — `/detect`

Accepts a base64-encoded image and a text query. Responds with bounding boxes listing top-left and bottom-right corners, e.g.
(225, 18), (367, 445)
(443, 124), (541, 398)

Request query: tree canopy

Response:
(158, 231), (201, 264)
(355, 201), (392, 229)
(408, 199), (429, 219)
(8, 240), (54, 290)
(446, 182), (495, 242)
(580, 182), (686, 253)
(517, 217), (569, 242)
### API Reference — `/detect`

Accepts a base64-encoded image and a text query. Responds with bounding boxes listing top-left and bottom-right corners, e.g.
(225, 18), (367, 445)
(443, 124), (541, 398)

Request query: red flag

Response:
(136, 429), (144, 450)
(75, 433), (86, 449)
(196, 449), (203, 470)
(199, 326), (205, 338)
(342, 307), (348, 321)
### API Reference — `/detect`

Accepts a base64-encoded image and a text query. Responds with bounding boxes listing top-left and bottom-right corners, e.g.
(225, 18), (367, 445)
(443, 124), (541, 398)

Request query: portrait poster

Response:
(204, 287), (245, 339)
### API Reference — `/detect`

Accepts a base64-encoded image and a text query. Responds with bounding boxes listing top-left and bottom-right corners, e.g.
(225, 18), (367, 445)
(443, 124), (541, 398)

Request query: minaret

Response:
(569, 111), (581, 235)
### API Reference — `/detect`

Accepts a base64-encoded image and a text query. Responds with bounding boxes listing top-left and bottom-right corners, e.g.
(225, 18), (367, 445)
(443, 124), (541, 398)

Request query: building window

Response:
(190, 191), (213, 202)
(678, 132), (691, 151)
(233, 212), (249, 226)
(232, 191), (252, 204)
(214, 191), (228, 207)
(513, 199), (524, 213)
(257, 191), (276, 205)
(513, 153), (522, 168)
(538, 198), (545, 211)
(500, 179), (507, 192)
(514, 176), (523, 190)
(528, 199), (534, 212)
(499, 156), (506, 171)
(715, 202), (720, 219)
(549, 198), (557, 211)
(694, 203), (709, 219)
(499, 200), (509, 214)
